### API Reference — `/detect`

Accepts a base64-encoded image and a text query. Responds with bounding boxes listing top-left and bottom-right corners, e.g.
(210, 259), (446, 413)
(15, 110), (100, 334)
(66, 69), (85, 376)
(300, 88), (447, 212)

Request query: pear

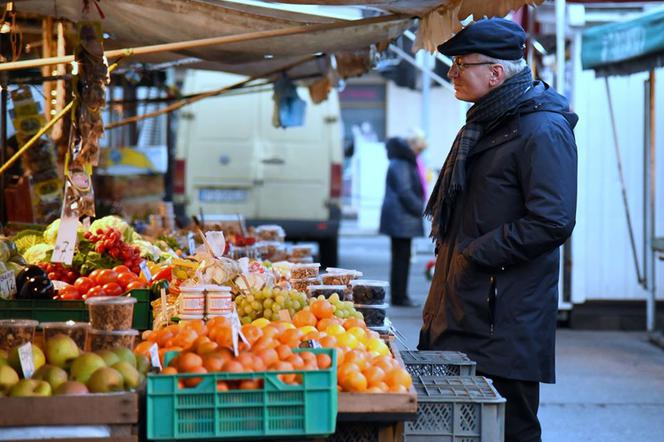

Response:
(70, 353), (106, 384)
(32, 365), (68, 391)
(112, 361), (141, 390)
(86, 367), (124, 393)
(95, 349), (121, 367)
(44, 334), (80, 369)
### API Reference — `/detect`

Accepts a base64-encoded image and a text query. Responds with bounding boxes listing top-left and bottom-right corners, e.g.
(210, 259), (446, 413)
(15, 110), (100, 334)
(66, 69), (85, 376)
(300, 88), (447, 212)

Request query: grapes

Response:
(234, 287), (308, 322)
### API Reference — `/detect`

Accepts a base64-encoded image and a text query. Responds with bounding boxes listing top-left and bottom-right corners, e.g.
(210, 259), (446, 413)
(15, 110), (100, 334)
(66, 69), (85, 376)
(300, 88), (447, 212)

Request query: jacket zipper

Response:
(488, 275), (497, 336)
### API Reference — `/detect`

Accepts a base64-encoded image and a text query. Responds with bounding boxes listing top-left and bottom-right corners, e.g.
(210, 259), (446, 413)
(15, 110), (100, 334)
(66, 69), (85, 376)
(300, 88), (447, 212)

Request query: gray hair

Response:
(480, 56), (528, 79)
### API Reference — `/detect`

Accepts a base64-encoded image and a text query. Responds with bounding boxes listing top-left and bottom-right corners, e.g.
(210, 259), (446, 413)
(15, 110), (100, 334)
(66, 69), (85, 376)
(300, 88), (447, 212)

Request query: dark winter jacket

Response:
(379, 137), (425, 238)
(419, 81), (578, 384)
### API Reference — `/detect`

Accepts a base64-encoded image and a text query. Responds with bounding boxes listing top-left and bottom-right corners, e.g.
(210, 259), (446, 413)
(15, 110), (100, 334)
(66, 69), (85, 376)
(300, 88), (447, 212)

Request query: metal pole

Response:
(555, 0), (566, 94)
(164, 87), (175, 203)
(644, 79), (651, 292)
(648, 69), (656, 332)
(0, 73), (7, 226)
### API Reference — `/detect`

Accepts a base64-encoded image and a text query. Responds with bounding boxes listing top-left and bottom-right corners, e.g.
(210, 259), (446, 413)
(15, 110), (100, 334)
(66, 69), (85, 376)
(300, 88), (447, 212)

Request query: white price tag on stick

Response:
(18, 343), (36, 379)
(0, 271), (17, 300)
(149, 343), (162, 371)
(140, 261), (152, 282)
(51, 214), (79, 265)
(187, 232), (196, 256)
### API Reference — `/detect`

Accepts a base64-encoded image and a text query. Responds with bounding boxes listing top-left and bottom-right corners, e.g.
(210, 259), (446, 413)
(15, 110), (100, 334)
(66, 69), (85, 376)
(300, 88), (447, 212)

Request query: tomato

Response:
(113, 265), (131, 274)
(126, 280), (147, 291)
(74, 277), (95, 294)
(117, 272), (138, 289)
(89, 269), (103, 282)
(86, 286), (106, 299)
(102, 282), (123, 297)
(96, 269), (118, 285)
(58, 286), (81, 300)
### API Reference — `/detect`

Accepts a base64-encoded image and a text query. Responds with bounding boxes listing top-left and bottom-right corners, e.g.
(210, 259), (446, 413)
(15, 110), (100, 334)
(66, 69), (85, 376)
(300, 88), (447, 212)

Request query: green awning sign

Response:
(582, 8), (664, 76)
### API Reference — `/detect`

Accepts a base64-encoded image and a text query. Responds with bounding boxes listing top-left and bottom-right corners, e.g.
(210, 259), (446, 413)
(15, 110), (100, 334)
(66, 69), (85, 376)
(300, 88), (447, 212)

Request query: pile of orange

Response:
(134, 311), (412, 394)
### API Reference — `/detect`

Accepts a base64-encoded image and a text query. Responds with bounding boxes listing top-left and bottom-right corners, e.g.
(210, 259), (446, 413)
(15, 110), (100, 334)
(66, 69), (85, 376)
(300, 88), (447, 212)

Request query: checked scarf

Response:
(425, 67), (534, 242)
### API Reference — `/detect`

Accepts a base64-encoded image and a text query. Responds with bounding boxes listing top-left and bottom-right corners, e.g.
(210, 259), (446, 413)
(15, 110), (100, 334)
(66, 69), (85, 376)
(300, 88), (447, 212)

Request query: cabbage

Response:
(43, 219), (85, 245)
(133, 239), (162, 262)
(89, 216), (138, 243)
(23, 243), (54, 264)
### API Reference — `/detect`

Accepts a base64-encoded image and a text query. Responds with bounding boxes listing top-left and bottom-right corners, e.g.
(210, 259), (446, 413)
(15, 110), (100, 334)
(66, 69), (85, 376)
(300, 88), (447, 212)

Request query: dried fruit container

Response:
(307, 285), (347, 300)
(0, 319), (38, 351)
(255, 225), (285, 242)
(40, 321), (90, 349)
(353, 303), (389, 328)
(350, 280), (388, 305)
(322, 268), (363, 286)
(87, 328), (139, 351)
(291, 263), (320, 279)
(86, 296), (137, 331)
(291, 277), (322, 294)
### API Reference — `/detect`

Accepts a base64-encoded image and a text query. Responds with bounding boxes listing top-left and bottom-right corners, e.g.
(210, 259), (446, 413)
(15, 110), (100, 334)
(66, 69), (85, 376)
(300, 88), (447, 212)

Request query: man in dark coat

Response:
(418, 18), (578, 442)
(379, 135), (426, 306)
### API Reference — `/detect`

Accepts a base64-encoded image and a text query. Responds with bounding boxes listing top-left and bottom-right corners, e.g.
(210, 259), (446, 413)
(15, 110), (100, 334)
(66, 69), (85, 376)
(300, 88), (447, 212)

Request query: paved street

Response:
(338, 234), (664, 442)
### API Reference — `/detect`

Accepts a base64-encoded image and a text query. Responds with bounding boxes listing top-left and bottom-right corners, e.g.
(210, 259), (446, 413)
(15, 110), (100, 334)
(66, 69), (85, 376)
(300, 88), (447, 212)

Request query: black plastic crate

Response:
(327, 422), (380, 442)
(401, 351), (476, 377)
(405, 376), (505, 442)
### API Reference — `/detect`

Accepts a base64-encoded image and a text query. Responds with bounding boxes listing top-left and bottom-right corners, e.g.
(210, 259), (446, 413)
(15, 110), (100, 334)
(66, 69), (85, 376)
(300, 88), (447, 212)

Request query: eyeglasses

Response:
(451, 58), (495, 72)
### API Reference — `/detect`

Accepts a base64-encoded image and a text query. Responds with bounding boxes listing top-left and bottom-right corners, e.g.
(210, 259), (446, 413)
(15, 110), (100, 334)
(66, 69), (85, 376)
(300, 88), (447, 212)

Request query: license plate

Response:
(199, 188), (248, 203)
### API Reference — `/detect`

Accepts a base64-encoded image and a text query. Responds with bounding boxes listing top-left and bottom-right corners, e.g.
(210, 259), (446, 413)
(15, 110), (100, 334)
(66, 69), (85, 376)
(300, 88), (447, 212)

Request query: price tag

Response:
(230, 306), (249, 356)
(18, 343), (36, 379)
(160, 288), (168, 323)
(51, 214), (78, 265)
(278, 309), (292, 322)
(140, 261), (152, 282)
(149, 343), (162, 370)
(205, 231), (226, 258)
(0, 271), (17, 300)
(187, 232), (196, 256)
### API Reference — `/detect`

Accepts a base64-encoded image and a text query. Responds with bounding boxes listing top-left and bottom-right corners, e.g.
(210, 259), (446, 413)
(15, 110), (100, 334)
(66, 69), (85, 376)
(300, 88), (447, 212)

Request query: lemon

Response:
(251, 318), (270, 328)
(325, 324), (346, 337)
(336, 332), (359, 349)
(347, 326), (367, 341)
(298, 325), (317, 335)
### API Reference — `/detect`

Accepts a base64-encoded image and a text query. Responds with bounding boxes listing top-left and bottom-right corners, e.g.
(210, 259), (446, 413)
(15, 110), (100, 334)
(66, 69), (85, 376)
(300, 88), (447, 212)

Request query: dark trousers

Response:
(390, 237), (412, 303)
(478, 372), (542, 442)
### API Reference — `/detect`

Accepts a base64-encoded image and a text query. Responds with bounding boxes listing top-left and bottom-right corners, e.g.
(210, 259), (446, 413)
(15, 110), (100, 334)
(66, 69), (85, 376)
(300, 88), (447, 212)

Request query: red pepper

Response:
(153, 267), (172, 282)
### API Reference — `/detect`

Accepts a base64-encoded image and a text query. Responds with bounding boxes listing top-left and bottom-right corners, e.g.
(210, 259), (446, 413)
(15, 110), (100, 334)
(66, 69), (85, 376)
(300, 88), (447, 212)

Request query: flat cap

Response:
(437, 18), (526, 60)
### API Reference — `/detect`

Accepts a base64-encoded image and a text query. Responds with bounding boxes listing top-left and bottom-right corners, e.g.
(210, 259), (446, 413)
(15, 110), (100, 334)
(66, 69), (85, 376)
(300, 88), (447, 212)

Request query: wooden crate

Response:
(0, 392), (139, 442)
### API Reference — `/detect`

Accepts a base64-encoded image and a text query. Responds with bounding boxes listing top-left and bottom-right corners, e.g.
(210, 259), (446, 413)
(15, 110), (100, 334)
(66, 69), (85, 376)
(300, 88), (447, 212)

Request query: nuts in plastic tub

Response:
(291, 263), (320, 279)
(87, 328), (139, 351)
(307, 285), (347, 300)
(321, 269), (362, 286)
(0, 319), (38, 351)
(255, 225), (286, 242)
(255, 241), (286, 260)
(289, 256), (315, 264)
(41, 321), (90, 349)
(86, 296), (137, 331)
(350, 280), (388, 305)
(290, 244), (314, 258)
(290, 277), (322, 294)
(354, 303), (389, 328)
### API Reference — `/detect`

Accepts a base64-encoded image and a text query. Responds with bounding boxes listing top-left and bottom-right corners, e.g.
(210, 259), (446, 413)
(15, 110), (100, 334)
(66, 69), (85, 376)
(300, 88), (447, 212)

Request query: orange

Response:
(385, 368), (412, 390)
(251, 355), (266, 372)
(237, 353), (256, 371)
(338, 362), (360, 382)
(241, 324), (263, 344)
(202, 353), (225, 372)
(363, 366), (385, 386)
(275, 344), (293, 361)
(316, 353), (332, 369)
(372, 355), (396, 372)
(344, 350), (369, 371)
(184, 319), (208, 336)
(340, 371), (367, 392)
(134, 341), (153, 356)
(286, 354), (305, 369)
(319, 335), (338, 348)
(257, 348), (279, 367)
(293, 310), (318, 328)
(222, 360), (245, 373)
(278, 329), (304, 346)
(161, 366), (178, 375)
(270, 361), (295, 384)
(389, 384), (409, 393)
(216, 381), (229, 391)
(178, 352), (203, 373)
(299, 351), (316, 364)
(239, 379), (262, 390)
(173, 329), (199, 350)
(316, 318), (341, 331)
(302, 361), (318, 371)
(343, 318), (366, 330)
(366, 386), (385, 393)
(310, 300), (334, 320)
(183, 366), (207, 388)
(197, 341), (219, 355)
(302, 331), (321, 342)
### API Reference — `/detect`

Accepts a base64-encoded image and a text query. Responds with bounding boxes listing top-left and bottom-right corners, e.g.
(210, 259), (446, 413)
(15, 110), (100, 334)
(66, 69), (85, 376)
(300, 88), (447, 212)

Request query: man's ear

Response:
(489, 64), (505, 87)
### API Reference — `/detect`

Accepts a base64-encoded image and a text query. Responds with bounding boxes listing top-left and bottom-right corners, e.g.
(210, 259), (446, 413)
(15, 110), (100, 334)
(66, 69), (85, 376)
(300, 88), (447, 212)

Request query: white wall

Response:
(571, 65), (664, 303)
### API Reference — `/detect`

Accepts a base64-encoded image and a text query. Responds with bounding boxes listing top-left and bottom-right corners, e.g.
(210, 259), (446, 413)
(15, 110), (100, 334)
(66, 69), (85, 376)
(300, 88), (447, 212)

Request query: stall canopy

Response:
(581, 7), (664, 77)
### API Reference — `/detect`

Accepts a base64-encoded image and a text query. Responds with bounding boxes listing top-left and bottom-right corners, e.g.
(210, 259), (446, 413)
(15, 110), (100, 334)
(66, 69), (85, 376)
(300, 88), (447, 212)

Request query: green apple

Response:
(95, 349), (120, 367)
(55, 381), (89, 396)
(86, 367), (124, 393)
(111, 347), (137, 368)
(0, 365), (20, 393)
(8, 344), (46, 375)
(70, 353), (106, 384)
(9, 379), (52, 397)
(45, 335), (80, 369)
(33, 365), (68, 391)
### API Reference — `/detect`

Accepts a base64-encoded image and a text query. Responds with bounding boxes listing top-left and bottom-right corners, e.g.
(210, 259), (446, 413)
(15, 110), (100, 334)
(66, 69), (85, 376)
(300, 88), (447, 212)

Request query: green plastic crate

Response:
(0, 289), (152, 330)
(147, 348), (337, 440)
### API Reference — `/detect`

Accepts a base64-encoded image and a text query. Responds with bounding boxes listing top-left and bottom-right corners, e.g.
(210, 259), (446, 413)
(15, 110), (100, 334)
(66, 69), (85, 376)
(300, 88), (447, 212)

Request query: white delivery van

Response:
(174, 70), (343, 266)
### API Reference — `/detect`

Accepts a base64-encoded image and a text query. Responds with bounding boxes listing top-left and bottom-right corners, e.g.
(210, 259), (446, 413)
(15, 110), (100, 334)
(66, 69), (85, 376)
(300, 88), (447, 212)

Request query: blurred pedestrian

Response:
(379, 131), (427, 306)
(418, 18), (578, 442)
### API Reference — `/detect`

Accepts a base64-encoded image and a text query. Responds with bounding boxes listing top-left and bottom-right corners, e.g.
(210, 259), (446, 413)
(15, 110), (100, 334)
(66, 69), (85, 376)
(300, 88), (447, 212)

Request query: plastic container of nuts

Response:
(87, 328), (139, 351)
(255, 225), (286, 242)
(350, 280), (388, 305)
(290, 244), (314, 258)
(255, 241), (286, 260)
(41, 321), (90, 349)
(307, 285), (347, 300)
(321, 269), (363, 286)
(0, 319), (38, 351)
(290, 277), (322, 294)
(291, 263), (320, 279)
(353, 303), (389, 328)
(86, 296), (137, 331)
